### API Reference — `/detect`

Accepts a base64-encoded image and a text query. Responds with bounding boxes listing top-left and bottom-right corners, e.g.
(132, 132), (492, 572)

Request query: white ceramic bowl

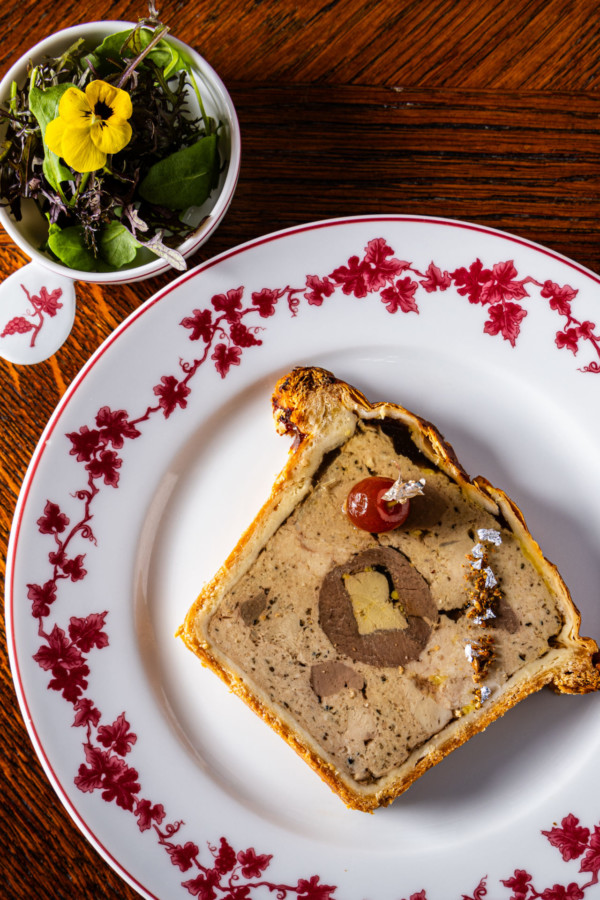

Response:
(0, 20), (241, 284)
(0, 21), (240, 364)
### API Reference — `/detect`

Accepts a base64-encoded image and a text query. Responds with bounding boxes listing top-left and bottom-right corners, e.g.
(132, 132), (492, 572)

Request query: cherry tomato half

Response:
(345, 476), (411, 533)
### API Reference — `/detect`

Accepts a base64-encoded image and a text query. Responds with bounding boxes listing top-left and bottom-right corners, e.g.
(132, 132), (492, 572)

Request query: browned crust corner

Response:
(272, 366), (340, 439)
(272, 366), (474, 486)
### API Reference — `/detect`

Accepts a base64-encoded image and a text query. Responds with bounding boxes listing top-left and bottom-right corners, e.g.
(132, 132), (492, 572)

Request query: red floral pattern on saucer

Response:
(0, 284), (64, 347)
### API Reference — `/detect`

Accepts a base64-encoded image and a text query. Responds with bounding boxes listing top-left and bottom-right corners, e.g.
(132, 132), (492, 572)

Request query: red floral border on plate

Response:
(25, 238), (600, 898)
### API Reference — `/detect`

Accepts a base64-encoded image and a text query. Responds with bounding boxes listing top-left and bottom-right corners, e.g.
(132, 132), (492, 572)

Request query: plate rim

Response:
(6, 212), (600, 899)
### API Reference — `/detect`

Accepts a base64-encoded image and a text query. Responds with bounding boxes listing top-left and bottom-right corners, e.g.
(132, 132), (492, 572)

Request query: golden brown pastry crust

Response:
(178, 366), (600, 812)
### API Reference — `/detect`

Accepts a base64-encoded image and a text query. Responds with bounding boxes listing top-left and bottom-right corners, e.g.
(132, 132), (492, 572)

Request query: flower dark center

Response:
(94, 99), (113, 121)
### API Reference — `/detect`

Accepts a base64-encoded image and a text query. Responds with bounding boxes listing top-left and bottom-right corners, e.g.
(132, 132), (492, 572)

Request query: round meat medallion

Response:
(319, 547), (438, 667)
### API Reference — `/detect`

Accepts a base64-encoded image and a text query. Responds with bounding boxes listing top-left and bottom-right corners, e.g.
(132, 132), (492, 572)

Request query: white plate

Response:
(7, 215), (600, 900)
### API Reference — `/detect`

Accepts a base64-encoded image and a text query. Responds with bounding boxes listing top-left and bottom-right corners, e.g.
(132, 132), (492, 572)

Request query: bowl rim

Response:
(0, 20), (241, 284)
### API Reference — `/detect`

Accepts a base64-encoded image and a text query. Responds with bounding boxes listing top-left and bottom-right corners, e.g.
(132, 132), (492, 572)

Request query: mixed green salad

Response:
(0, 13), (222, 272)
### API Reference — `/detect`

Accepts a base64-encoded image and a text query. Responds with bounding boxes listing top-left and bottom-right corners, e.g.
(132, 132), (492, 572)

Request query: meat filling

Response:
(206, 421), (563, 784)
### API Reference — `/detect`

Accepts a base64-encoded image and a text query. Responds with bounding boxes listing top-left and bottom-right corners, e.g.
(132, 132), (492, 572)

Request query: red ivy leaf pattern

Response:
(480, 260), (529, 304)
(501, 869), (532, 900)
(362, 237), (409, 290)
(76, 744), (142, 811)
(540, 886), (585, 900)
(211, 342), (242, 378)
(541, 281), (577, 316)
(61, 554), (88, 581)
(296, 875), (337, 900)
(181, 308), (214, 342)
(95, 407), (141, 447)
(33, 623), (84, 671)
(97, 712), (137, 755)
(182, 869), (221, 897)
(237, 847), (273, 879)
(420, 261), (452, 292)
(578, 320), (596, 339)
(68, 613), (108, 652)
(27, 580), (57, 617)
(67, 425), (103, 462)
(330, 255), (370, 298)
(101, 763), (141, 811)
(543, 815), (591, 862)
(36, 286), (64, 316)
(252, 287), (280, 317)
(168, 841), (201, 872)
(135, 798), (166, 832)
(86, 448), (122, 486)
(556, 327), (581, 354)
(73, 697), (101, 729)
(74, 743), (108, 792)
(381, 277), (419, 313)
(48, 661), (90, 702)
(579, 827), (600, 875)
(37, 500), (69, 534)
(153, 375), (192, 417)
(211, 287), (244, 321)
(304, 275), (335, 306)
(484, 300), (528, 346)
(451, 258), (493, 304)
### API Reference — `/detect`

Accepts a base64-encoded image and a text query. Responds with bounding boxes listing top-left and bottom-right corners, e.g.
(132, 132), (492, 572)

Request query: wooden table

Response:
(1, 0), (599, 896)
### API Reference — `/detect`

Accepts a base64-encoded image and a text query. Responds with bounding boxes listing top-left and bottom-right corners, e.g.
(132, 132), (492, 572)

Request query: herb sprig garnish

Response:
(0, 12), (222, 272)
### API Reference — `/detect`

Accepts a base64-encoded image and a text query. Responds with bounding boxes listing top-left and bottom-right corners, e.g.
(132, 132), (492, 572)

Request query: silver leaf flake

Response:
(473, 609), (496, 625)
(470, 543), (484, 569)
(479, 685), (492, 702)
(483, 566), (497, 588)
(477, 528), (502, 546)
(464, 643), (475, 662)
(382, 474), (426, 504)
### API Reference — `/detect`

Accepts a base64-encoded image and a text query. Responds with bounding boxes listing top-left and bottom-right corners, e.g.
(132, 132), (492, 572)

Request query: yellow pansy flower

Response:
(45, 80), (133, 173)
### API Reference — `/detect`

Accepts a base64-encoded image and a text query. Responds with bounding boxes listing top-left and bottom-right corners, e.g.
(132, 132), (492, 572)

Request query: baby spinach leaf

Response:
(47, 224), (112, 272)
(29, 83), (72, 190)
(158, 40), (185, 79)
(28, 83), (70, 129)
(48, 222), (142, 271)
(99, 222), (140, 267)
(87, 29), (185, 79)
(138, 134), (218, 210)
(143, 35), (185, 78)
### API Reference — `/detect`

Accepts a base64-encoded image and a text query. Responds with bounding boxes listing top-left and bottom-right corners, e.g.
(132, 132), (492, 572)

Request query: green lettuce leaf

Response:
(138, 134), (218, 210)
(29, 83), (73, 190)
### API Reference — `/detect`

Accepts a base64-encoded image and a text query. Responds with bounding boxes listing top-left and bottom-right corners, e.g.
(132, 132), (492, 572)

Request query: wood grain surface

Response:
(1, 1), (599, 897)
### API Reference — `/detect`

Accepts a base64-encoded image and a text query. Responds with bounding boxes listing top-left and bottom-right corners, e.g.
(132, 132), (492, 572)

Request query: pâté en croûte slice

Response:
(178, 366), (600, 812)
